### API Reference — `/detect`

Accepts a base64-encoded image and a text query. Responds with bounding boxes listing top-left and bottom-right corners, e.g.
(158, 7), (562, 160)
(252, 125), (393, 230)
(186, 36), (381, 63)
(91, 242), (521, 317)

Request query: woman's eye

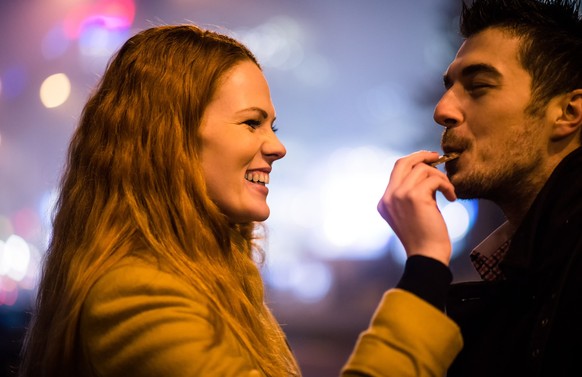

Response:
(244, 119), (261, 128)
(242, 119), (278, 133)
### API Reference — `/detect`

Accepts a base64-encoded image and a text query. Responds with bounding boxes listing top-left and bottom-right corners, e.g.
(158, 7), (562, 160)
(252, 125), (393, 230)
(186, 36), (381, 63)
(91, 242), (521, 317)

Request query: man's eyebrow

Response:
(461, 63), (502, 79)
(443, 63), (502, 89)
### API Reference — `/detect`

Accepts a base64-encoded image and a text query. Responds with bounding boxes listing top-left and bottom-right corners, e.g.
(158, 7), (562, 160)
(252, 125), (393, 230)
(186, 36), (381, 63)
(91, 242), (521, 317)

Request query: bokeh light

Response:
(313, 146), (398, 259)
(1, 235), (30, 282)
(443, 201), (474, 241)
(40, 73), (71, 108)
(0, 227), (42, 306)
(63, 0), (136, 40)
(78, 24), (130, 59)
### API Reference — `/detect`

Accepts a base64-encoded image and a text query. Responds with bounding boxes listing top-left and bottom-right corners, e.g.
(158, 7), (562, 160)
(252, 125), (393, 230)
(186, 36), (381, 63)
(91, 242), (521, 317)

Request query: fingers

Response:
(377, 151), (457, 265)
(387, 151), (439, 186)
(381, 151), (456, 215)
(395, 162), (456, 201)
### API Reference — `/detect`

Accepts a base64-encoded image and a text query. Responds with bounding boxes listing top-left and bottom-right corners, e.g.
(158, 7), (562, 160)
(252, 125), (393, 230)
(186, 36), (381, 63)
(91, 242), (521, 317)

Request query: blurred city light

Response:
(313, 146), (398, 259)
(63, 0), (136, 39)
(1, 235), (30, 282)
(40, 73), (71, 108)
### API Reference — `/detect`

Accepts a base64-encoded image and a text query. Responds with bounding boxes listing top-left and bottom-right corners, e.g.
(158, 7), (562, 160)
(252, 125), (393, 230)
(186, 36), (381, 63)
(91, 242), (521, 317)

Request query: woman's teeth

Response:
(245, 172), (269, 184)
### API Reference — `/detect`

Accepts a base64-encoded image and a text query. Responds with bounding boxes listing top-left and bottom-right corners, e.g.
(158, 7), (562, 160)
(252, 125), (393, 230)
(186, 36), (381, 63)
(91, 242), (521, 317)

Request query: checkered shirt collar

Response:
(470, 221), (516, 281)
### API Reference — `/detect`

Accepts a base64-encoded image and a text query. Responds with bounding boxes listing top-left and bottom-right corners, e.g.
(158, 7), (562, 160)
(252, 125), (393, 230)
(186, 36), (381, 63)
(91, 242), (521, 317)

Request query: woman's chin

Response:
(227, 208), (270, 224)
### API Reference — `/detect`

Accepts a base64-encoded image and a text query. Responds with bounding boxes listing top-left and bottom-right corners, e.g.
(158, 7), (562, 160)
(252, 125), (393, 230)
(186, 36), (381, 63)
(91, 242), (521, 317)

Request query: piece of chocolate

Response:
(429, 152), (460, 167)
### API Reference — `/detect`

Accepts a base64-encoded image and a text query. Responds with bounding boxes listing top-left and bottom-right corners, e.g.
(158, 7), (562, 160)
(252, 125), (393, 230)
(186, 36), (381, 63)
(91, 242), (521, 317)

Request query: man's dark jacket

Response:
(446, 147), (582, 377)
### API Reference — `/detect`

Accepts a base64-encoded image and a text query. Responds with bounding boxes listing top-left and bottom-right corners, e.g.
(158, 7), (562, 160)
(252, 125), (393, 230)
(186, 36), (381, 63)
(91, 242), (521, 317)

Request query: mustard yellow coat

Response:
(342, 289), (462, 376)
(80, 258), (462, 377)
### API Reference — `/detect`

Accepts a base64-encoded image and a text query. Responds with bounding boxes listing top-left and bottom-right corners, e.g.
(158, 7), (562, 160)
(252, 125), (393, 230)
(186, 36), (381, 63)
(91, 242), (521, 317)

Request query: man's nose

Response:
(433, 90), (462, 128)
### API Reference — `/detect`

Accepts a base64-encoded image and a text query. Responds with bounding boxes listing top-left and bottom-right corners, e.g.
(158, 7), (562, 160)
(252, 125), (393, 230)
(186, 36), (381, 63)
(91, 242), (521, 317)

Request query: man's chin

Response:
(448, 175), (476, 200)
(451, 181), (485, 200)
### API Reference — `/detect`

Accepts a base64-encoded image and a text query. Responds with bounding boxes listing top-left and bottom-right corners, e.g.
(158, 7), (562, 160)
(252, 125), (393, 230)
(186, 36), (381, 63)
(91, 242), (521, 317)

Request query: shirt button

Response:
(532, 348), (541, 358)
(541, 318), (549, 327)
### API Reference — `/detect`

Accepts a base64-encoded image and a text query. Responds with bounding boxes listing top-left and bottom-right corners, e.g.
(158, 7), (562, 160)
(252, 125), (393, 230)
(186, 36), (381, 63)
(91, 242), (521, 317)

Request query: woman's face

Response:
(199, 60), (286, 223)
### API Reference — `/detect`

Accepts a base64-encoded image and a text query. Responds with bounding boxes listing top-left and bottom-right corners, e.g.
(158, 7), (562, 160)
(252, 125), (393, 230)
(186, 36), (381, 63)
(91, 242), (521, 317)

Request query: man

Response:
(378, 0), (582, 376)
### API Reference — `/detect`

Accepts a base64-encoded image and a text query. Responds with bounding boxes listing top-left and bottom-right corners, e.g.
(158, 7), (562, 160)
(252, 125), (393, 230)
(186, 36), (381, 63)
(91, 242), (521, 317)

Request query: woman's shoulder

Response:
(80, 257), (258, 377)
(87, 255), (201, 302)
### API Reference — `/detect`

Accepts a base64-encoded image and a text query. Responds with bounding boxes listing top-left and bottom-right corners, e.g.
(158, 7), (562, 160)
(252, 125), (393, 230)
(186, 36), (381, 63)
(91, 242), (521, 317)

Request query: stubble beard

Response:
(449, 160), (540, 203)
(444, 101), (550, 211)
(447, 136), (543, 205)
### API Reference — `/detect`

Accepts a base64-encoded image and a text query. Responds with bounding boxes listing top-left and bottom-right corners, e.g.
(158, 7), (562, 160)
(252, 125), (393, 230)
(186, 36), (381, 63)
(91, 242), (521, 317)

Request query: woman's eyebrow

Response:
(236, 107), (269, 118)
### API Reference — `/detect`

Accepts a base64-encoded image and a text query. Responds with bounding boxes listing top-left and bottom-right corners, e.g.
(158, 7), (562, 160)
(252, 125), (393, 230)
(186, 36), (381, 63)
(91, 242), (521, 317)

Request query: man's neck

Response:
(498, 145), (580, 226)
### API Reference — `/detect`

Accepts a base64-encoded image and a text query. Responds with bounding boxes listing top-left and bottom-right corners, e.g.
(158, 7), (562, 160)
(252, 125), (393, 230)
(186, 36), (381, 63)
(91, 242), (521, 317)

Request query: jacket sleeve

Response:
(80, 261), (262, 377)
(341, 289), (463, 377)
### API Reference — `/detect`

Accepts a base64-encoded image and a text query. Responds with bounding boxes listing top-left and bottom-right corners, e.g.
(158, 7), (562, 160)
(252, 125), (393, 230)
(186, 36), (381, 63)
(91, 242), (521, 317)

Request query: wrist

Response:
(396, 255), (453, 311)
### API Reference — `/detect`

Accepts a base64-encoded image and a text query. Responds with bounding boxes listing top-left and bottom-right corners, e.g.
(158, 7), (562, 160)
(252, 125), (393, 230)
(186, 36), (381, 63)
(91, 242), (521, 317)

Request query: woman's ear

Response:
(552, 89), (582, 141)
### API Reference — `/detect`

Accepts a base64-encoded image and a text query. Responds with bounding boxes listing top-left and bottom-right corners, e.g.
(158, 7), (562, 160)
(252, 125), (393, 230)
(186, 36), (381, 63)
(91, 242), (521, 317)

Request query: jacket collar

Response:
(500, 147), (582, 280)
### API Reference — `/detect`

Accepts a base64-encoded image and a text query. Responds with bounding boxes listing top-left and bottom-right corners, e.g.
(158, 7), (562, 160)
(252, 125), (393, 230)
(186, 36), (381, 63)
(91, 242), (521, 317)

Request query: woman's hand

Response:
(377, 151), (457, 266)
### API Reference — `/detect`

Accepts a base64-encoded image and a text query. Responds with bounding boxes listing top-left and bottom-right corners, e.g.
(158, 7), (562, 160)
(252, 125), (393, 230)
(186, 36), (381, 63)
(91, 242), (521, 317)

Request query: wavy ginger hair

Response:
(19, 25), (299, 377)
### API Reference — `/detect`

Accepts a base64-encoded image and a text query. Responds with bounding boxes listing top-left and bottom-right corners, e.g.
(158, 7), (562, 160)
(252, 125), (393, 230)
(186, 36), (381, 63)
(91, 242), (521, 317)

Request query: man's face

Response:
(433, 27), (549, 202)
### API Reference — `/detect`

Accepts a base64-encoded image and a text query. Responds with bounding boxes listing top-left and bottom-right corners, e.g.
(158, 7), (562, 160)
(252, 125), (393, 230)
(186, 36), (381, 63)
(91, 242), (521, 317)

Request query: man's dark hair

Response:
(461, 0), (582, 114)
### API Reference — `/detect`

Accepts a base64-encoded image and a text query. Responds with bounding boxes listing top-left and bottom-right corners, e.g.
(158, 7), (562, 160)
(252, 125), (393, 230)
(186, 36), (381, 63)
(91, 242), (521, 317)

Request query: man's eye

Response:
(466, 83), (495, 98)
(467, 83), (493, 91)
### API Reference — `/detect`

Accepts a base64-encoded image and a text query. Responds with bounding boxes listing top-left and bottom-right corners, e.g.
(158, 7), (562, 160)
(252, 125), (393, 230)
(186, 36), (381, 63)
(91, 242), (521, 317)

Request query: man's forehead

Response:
(445, 29), (523, 77)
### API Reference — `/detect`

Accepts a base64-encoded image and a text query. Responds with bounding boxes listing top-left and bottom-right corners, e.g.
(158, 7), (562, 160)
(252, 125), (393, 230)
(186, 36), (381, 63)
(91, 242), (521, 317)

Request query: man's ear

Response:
(552, 89), (582, 141)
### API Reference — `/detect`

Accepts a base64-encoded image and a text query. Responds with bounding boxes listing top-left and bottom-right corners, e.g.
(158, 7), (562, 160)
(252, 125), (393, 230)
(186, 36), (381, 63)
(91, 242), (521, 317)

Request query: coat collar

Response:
(500, 147), (582, 280)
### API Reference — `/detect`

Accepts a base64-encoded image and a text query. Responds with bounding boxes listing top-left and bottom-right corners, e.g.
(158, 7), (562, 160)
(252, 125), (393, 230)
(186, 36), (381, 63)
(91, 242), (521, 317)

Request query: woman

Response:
(19, 25), (461, 377)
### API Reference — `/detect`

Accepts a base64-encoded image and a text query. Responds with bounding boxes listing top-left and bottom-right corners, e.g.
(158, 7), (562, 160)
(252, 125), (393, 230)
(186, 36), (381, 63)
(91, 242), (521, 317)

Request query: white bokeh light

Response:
(2, 234), (31, 281)
(309, 146), (399, 259)
(40, 73), (71, 108)
(442, 201), (471, 241)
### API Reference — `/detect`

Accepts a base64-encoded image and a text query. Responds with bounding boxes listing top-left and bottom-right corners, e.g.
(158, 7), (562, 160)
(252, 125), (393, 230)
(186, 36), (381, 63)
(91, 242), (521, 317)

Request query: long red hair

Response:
(19, 25), (299, 377)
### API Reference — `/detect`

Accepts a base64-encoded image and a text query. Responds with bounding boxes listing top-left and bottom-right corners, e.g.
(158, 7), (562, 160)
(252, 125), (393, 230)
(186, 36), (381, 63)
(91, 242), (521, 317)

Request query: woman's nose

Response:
(263, 131), (286, 161)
